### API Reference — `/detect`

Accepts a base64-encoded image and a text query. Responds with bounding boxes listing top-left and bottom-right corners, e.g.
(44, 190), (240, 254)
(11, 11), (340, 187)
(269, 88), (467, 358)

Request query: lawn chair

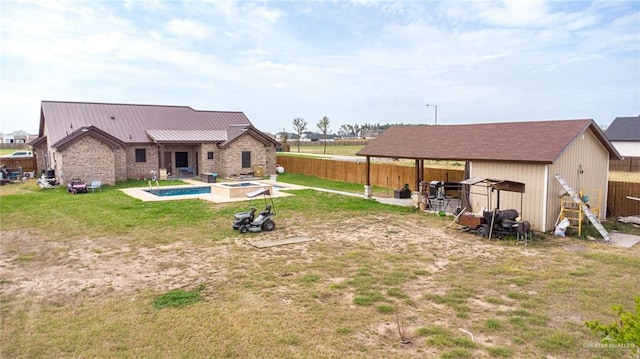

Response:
(87, 180), (102, 192)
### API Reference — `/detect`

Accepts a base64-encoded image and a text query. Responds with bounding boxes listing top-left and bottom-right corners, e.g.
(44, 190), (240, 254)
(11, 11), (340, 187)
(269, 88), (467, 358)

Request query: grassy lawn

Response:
(1, 175), (639, 358)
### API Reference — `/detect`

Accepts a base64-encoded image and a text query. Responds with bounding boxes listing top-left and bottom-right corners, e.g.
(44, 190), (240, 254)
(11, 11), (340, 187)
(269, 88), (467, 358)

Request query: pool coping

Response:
(120, 179), (305, 203)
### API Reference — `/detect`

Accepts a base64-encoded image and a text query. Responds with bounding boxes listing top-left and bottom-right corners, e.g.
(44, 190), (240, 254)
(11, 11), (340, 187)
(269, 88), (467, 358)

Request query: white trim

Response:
(541, 164), (549, 231)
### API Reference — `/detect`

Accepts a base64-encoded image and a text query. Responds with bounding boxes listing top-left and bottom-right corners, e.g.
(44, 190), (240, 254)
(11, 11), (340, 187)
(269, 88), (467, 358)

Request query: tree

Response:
(317, 116), (330, 154)
(292, 117), (307, 153)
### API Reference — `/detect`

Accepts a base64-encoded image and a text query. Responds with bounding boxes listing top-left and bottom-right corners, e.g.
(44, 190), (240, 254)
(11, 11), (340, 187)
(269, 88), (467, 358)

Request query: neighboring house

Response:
(605, 116), (640, 157)
(357, 119), (621, 232)
(305, 132), (337, 141)
(30, 101), (279, 185)
(2, 133), (30, 144)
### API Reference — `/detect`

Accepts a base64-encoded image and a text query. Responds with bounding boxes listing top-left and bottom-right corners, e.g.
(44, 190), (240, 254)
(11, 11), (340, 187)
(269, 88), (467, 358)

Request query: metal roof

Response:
(605, 116), (640, 141)
(39, 101), (253, 146)
(357, 119), (621, 163)
(146, 129), (228, 143)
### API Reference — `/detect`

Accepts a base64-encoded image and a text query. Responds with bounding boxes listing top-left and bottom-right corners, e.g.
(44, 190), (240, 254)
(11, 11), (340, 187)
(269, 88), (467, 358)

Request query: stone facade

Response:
(57, 136), (117, 184)
(218, 136), (276, 177)
(198, 143), (220, 175)
(125, 144), (158, 180)
(42, 133), (275, 185)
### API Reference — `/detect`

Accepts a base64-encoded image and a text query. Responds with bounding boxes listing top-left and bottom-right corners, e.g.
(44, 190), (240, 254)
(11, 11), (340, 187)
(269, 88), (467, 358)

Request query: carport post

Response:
(414, 159), (420, 191)
(364, 156), (372, 198)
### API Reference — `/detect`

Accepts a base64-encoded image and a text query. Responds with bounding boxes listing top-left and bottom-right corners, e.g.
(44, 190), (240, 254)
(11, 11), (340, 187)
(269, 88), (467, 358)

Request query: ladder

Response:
(555, 174), (610, 241)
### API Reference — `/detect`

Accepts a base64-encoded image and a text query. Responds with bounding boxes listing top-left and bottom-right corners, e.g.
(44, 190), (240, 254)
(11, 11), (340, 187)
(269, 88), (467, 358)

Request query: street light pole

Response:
(426, 104), (438, 125)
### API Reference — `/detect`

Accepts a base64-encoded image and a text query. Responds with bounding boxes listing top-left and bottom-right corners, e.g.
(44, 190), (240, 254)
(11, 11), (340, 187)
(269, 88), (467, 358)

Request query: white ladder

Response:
(555, 174), (610, 241)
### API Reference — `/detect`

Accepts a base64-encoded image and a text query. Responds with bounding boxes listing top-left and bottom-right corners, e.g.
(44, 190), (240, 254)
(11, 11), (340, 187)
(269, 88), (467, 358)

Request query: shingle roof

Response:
(40, 101), (253, 146)
(357, 119), (620, 163)
(605, 116), (640, 141)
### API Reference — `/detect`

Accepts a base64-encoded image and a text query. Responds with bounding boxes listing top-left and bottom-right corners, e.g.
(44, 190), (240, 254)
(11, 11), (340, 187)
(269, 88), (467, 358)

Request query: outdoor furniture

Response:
(67, 179), (87, 194)
(87, 180), (102, 192)
(178, 167), (194, 177)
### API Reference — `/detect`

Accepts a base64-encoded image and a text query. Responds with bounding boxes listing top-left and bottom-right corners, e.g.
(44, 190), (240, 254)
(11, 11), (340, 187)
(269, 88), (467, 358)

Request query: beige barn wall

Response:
(548, 127), (610, 230)
(468, 161), (546, 232)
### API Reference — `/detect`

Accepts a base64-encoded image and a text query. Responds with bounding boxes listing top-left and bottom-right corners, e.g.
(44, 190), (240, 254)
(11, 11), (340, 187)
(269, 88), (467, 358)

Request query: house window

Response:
(135, 148), (146, 162)
(241, 151), (251, 168)
(207, 151), (214, 160)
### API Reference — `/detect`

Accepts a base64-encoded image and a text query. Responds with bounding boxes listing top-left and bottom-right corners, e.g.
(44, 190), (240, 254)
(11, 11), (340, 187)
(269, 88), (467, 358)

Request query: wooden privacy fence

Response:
(0, 157), (37, 175)
(277, 155), (640, 217)
(276, 155), (464, 189)
(607, 181), (640, 217)
(609, 157), (640, 172)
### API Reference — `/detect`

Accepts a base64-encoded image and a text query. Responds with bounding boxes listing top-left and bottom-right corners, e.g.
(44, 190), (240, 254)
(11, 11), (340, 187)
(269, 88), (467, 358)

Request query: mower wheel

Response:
(476, 225), (489, 238)
(262, 219), (276, 231)
(240, 226), (249, 234)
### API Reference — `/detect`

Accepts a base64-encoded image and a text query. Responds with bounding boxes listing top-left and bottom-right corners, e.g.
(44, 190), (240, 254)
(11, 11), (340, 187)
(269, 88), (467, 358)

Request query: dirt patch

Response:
(0, 215), (514, 301)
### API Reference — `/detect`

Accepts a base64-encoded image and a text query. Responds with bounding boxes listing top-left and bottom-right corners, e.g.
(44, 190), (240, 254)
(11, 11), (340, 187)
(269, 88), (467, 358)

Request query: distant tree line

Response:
(281, 118), (421, 153)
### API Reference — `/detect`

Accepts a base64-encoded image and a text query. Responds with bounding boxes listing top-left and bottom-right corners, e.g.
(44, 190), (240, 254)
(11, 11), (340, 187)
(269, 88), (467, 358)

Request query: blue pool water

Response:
(145, 186), (211, 197)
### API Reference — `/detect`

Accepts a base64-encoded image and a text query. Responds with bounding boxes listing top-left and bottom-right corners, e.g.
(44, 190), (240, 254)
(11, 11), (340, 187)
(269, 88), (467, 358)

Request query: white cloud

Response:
(165, 19), (208, 39)
(0, 0), (637, 134)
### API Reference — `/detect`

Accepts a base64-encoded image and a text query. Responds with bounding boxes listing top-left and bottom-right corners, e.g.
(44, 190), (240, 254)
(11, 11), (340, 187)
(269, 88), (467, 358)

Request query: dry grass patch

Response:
(1, 186), (639, 358)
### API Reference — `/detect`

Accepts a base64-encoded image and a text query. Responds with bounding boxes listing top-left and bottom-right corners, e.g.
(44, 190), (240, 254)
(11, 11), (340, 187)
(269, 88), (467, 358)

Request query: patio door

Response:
(175, 151), (188, 168)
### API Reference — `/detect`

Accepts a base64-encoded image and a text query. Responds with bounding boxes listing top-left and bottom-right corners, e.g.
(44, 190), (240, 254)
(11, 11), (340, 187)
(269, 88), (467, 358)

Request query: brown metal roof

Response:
(40, 101), (253, 146)
(145, 129), (228, 143)
(357, 119), (621, 163)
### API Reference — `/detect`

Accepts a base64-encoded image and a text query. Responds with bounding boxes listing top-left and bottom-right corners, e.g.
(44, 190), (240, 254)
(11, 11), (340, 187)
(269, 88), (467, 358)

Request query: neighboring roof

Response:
(357, 119), (621, 163)
(39, 101), (254, 146)
(605, 116), (640, 141)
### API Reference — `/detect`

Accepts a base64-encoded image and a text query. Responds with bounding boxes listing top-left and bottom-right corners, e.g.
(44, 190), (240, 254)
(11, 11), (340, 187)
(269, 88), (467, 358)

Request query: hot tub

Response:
(211, 182), (273, 198)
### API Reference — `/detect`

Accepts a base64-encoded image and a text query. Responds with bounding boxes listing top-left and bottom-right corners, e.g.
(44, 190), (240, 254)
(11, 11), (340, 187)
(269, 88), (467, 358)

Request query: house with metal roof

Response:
(605, 116), (640, 157)
(30, 101), (279, 185)
(357, 119), (621, 232)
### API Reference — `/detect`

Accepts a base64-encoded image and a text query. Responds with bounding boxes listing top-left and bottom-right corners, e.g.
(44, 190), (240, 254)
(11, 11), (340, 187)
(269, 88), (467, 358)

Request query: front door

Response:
(164, 152), (172, 175)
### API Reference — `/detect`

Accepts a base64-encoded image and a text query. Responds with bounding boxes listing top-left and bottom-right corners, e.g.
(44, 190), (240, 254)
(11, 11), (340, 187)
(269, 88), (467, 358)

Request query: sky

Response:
(1, 0), (639, 135)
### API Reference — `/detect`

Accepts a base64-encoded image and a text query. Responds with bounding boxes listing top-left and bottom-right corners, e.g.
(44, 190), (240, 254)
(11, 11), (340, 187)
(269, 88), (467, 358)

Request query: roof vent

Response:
(110, 115), (116, 120)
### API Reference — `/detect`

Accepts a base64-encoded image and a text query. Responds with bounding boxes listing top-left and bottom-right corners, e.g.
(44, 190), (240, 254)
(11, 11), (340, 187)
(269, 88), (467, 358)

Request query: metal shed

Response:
(357, 119), (621, 232)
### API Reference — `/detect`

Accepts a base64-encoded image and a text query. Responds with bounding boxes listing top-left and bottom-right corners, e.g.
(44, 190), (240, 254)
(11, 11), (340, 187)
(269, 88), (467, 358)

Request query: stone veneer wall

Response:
(58, 136), (117, 185)
(219, 135), (276, 177)
(33, 143), (48, 175)
(199, 143), (220, 174)
(125, 144), (158, 180)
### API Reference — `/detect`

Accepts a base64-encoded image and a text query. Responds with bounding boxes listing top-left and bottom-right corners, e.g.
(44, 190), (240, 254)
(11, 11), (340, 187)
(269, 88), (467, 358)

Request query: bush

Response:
(585, 296), (640, 355)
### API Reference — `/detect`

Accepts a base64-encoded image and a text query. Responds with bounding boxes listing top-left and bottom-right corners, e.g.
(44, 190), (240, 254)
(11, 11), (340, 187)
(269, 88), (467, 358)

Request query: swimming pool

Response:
(144, 186), (211, 197)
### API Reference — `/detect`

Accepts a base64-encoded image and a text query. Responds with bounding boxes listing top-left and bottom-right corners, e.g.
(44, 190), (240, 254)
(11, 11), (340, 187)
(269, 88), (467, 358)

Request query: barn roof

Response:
(605, 116), (640, 141)
(357, 119), (620, 163)
(38, 101), (256, 146)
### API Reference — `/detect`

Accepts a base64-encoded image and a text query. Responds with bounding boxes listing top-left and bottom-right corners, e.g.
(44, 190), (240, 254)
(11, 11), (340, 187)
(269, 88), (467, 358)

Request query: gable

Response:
(52, 125), (124, 150)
